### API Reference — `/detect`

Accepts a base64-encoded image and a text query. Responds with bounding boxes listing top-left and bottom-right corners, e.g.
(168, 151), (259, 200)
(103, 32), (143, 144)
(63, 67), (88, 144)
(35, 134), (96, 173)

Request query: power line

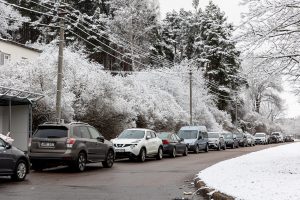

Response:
(2, 16), (59, 28)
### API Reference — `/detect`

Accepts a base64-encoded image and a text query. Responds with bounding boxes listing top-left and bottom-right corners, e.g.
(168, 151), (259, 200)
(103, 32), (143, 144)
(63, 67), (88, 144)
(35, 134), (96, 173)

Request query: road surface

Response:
(0, 143), (284, 200)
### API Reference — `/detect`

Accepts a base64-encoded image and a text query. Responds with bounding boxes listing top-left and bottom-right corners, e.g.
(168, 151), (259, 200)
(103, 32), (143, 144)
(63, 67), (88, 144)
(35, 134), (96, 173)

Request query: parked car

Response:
(271, 132), (284, 143)
(157, 132), (188, 158)
(245, 133), (255, 146)
(223, 132), (239, 148)
(285, 135), (294, 142)
(0, 137), (30, 181)
(177, 126), (209, 153)
(236, 132), (248, 147)
(208, 132), (226, 150)
(112, 128), (163, 162)
(29, 122), (115, 172)
(254, 132), (268, 145)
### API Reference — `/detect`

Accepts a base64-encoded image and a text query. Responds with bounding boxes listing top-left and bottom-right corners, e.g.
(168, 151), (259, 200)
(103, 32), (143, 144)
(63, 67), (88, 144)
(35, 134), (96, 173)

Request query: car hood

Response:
(111, 138), (143, 144)
(208, 138), (219, 142)
(184, 139), (197, 144)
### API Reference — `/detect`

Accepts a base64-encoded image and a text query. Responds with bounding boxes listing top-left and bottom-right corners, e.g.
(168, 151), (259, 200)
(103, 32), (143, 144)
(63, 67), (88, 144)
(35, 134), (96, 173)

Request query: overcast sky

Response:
(159, 0), (300, 118)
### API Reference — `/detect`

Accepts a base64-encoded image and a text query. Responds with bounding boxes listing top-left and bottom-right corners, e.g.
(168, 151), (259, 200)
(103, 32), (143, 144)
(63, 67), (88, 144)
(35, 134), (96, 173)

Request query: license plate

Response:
(40, 142), (55, 148)
(115, 149), (125, 152)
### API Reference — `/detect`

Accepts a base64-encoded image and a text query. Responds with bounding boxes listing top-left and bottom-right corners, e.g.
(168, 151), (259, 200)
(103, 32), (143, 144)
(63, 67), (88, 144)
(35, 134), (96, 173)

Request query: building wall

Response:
(0, 40), (40, 64)
(0, 105), (30, 151)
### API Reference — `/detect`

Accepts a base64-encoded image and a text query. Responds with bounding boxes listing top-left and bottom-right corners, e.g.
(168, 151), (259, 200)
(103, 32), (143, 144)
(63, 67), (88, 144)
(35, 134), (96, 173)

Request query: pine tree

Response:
(195, 1), (243, 112)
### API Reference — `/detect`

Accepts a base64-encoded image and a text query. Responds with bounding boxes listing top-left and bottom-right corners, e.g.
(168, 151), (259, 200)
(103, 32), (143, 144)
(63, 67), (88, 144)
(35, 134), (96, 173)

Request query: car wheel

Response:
(12, 160), (27, 181)
(232, 143), (235, 149)
(156, 147), (163, 160)
(138, 148), (146, 162)
(170, 147), (176, 158)
(204, 144), (209, 152)
(102, 150), (114, 168)
(223, 144), (226, 150)
(194, 145), (199, 154)
(72, 152), (86, 172)
(183, 146), (188, 156)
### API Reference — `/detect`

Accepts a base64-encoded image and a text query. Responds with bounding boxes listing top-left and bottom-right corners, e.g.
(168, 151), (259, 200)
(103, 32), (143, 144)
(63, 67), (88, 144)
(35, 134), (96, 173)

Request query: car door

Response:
(0, 138), (14, 174)
(145, 131), (154, 154)
(88, 127), (107, 161)
(174, 134), (185, 153)
(151, 132), (161, 152)
(198, 131), (206, 149)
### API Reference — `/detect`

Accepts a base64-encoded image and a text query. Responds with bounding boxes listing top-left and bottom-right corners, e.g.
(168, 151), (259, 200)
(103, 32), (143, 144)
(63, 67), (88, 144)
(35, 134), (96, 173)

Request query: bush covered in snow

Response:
(0, 43), (233, 138)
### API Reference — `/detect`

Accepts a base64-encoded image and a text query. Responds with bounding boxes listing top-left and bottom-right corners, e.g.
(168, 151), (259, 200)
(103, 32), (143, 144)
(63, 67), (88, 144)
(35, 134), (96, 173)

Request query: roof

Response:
(0, 86), (44, 106)
(179, 126), (207, 132)
(0, 38), (42, 53)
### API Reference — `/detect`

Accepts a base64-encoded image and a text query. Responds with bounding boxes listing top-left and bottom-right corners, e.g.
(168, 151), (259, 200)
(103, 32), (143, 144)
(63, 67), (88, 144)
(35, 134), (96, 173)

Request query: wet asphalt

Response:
(0, 143), (284, 200)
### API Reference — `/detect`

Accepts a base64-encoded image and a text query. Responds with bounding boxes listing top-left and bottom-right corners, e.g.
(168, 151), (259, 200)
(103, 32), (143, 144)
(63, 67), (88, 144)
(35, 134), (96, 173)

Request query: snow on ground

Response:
(197, 143), (300, 200)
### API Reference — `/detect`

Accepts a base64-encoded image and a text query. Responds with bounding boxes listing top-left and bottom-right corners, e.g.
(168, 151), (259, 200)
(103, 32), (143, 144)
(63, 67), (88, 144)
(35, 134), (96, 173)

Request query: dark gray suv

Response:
(0, 138), (30, 181)
(29, 122), (115, 172)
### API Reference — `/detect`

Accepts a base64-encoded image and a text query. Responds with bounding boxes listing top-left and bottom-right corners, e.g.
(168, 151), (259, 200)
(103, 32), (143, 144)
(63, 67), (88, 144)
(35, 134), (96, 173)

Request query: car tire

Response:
(102, 150), (114, 168)
(183, 146), (188, 156)
(156, 147), (163, 160)
(138, 148), (146, 162)
(72, 152), (86, 172)
(204, 144), (209, 152)
(170, 147), (176, 158)
(223, 144), (226, 150)
(12, 160), (27, 181)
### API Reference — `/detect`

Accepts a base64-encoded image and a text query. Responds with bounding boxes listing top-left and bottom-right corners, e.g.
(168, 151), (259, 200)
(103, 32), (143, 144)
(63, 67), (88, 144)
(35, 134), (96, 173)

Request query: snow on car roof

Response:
(180, 126), (207, 131)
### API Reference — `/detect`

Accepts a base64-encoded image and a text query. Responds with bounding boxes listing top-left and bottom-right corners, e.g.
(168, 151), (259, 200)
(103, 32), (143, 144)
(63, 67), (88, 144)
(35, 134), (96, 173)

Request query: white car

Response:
(254, 132), (268, 145)
(111, 128), (163, 162)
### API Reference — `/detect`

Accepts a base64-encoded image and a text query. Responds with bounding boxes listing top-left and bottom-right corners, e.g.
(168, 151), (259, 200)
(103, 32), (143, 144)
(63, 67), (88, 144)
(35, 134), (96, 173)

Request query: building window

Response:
(0, 52), (11, 65)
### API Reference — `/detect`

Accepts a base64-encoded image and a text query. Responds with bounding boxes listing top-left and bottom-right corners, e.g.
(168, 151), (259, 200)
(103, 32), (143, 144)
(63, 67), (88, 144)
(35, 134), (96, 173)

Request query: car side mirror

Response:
(198, 136), (203, 140)
(180, 138), (184, 142)
(5, 144), (11, 149)
(146, 135), (151, 140)
(97, 136), (104, 143)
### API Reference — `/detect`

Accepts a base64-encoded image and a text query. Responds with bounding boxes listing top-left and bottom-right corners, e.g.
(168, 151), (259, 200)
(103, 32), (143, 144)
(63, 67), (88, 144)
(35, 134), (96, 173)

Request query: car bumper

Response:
(29, 151), (77, 163)
(208, 142), (218, 149)
(114, 147), (140, 158)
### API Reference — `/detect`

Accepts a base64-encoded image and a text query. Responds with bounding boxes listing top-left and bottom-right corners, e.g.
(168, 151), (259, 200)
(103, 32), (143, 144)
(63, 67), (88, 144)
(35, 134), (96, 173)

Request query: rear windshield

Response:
(178, 130), (198, 139)
(255, 133), (265, 137)
(157, 132), (170, 139)
(236, 133), (243, 138)
(272, 133), (280, 136)
(208, 132), (219, 138)
(34, 126), (68, 138)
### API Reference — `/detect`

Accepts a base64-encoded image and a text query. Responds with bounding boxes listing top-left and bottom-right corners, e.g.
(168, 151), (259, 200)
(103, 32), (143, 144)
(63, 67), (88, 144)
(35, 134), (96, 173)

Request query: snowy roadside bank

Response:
(197, 143), (300, 200)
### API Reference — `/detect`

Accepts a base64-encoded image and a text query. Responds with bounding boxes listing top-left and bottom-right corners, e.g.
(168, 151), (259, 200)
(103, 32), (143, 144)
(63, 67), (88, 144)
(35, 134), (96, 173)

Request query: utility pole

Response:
(235, 92), (238, 129)
(189, 69), (193, 125)
(55, 2), (66, 123)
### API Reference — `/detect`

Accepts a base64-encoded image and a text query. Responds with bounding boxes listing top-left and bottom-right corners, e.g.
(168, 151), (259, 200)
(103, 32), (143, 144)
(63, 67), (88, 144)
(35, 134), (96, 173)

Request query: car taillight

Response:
(66, 138), (76, 148)
(162, 140), (170, 145)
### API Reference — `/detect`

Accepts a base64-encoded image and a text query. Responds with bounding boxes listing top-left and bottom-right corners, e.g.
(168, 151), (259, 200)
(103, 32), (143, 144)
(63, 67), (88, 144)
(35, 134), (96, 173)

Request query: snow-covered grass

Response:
(198, 143), (300, 200)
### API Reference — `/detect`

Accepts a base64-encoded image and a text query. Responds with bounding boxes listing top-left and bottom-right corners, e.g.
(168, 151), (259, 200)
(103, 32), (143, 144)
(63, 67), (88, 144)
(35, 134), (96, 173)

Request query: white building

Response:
(0, 38), (41, 65)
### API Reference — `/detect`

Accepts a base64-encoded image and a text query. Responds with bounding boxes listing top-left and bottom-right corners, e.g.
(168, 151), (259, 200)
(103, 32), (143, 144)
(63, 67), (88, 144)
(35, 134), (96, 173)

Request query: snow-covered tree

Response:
(0, 1), (28, 37)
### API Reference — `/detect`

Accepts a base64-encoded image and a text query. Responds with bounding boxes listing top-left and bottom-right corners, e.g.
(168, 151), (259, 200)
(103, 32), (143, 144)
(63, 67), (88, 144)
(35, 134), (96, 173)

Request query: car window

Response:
(175, 134), (181, 141)
(171, 134), (177, 142)
(34, 126), (68, 138)
(80, 127), (91, 139)
(0, 138), (5, 147)
(73, 126), (82, 138)
(88, 127), (102, 139)
(151, 131), (156, 138)
(146, 131), (152, 138)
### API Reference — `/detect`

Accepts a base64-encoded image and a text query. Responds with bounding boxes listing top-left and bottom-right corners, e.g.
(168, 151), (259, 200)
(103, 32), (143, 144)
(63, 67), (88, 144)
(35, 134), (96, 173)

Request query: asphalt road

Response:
(0, 143), (284, 200)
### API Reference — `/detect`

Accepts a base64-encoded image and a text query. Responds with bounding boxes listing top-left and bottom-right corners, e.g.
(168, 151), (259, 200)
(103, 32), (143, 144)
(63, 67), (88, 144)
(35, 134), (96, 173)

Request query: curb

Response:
(194, 177), (235, 200)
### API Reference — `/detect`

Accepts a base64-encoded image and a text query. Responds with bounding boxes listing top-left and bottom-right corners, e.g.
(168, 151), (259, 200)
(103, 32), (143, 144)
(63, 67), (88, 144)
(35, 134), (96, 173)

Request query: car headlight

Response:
(130, 144), (137, 149)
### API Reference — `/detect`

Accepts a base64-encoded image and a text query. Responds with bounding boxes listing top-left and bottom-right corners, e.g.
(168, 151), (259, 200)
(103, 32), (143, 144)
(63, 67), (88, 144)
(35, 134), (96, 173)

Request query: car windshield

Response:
(272, 133), (280, 136)
(208, 132), (219, 138)
(236, 133), (243, 138)
(178, 130), (198, 139)
(224, 133), (232, 139)
(157, 132), (170, 139)
(255, 133), (265, 137)
(118, 130), (145, 139)
(34, 126), (68, 138)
